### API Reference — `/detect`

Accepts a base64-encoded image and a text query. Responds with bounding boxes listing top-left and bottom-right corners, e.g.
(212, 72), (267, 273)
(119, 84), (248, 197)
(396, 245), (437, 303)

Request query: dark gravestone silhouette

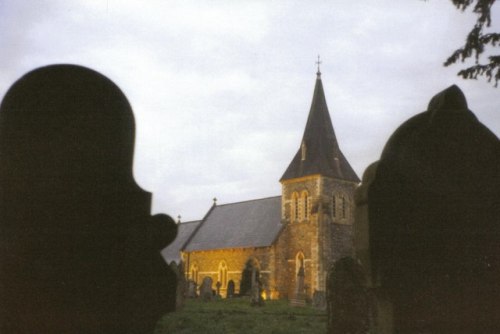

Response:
(368, 85), (500, 333)
(0, 65), (178, 333)
(170, 261), (186, 310)
(226, 279), (235, 298)
(312, 290), (326, 310)
(187, 280), (198, 298)
(290, 265), (306, 307)
(326, 257), (370, 334)
(200, 277), (213, 301)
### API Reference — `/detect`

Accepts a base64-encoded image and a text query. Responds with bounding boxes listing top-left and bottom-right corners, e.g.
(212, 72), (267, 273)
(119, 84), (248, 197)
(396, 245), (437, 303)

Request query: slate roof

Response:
(281, 72), (359, 182)
(183, 196), (282, 252)
(161, 220), (201, 264)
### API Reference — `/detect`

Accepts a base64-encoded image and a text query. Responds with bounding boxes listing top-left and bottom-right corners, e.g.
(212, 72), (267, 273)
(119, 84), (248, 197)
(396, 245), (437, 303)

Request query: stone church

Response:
(162, 68), (360, 300)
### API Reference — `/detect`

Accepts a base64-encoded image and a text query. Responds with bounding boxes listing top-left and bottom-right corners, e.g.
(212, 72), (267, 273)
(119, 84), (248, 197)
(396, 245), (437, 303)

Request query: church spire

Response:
(281, 63), (359, 182)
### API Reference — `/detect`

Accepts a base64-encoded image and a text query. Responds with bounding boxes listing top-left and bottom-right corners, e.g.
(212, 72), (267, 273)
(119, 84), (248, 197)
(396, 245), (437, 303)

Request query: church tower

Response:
(276, 63), (360, 299)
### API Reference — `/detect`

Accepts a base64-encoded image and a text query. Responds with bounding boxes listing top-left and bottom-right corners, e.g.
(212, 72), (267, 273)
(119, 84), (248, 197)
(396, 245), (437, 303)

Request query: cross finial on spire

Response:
(316, 55), (322, 77)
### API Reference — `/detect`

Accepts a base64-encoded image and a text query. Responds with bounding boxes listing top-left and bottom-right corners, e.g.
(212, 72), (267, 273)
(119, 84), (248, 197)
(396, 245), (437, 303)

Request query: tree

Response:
(444, 0), (500, 86)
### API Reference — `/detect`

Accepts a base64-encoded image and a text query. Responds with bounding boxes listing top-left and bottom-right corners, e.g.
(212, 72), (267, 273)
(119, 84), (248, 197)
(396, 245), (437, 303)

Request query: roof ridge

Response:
(214, 195), (280, 207)
(178, 220), (201, 225)
(180, 203), (216, 251)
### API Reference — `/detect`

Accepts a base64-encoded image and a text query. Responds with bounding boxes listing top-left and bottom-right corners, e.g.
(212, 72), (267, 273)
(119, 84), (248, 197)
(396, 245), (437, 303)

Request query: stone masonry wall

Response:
(183, 246), (277, 299)
(278, 176), (321, 299)
(276, 176), (359, 298)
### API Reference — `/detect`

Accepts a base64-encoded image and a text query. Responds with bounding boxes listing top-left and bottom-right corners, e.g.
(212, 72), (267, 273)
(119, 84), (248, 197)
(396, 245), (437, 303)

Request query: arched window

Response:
(218, 261), (228, 288)
(301, 191), (309, 220)
(341, 196), (347, 219)
(292, 192), (299, 222)
(190, 263), (199, 284)
(331, 194), (337, 219)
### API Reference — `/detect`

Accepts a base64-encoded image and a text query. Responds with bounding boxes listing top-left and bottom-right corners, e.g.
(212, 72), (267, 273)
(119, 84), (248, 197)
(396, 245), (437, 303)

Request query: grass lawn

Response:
(154, 297), (326, 334)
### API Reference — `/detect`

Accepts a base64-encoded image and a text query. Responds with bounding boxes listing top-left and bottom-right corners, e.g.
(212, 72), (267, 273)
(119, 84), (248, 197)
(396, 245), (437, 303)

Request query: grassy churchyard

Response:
(154, 297), (326, 334)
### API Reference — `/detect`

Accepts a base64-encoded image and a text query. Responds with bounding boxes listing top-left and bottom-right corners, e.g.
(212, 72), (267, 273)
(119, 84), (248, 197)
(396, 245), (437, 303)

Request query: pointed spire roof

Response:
(280, 70), (359, 183)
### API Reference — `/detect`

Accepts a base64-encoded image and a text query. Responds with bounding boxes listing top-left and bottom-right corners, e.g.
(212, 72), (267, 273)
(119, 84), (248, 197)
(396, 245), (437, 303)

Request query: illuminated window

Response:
(190, 263), (199, 284)
(341, 196), (347, 219)
(218, 261), (228, 288)
(301, 191), (309, 220)
(331, 195), (336, 219)
(292, 192), (299, 222)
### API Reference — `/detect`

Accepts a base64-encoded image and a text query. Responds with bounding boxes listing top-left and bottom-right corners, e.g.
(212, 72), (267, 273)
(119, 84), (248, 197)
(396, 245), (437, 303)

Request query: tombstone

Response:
(200, 277), (213, 301)
(312, 290), (327, 310)
(0, 65), (178, 333)
(170, 261), (186, 310)
(187, 280), (198, 298)
(251, 283), (265, 307)
(366, 85), (500, 332)
(352, 161), (394, 334)
(296, 266), (305, 296)
(353, 161), (379, 288)
(326, 257), (371, 334)
(216, 281), (222, 298)
(226, 280), (235, 298)
(290, 265), (307, 307)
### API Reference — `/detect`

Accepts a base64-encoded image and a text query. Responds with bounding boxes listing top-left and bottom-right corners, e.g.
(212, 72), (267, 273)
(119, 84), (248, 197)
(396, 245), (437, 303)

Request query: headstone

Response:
(200, 277), (213, 301)
(367, 85), (500, 332)
(216, 281), (222, 298)
(226, 280), (235, 298)
(170, 261), (186, 310)
(353, 162), (379, 288)
(250, 282), (264, 307)
(0, 65), (178, 333)
(312, 290), (326, 310)
(326, 257), (371, 334)
(290, 265), (306, 307)
(187, 280), (198, 298)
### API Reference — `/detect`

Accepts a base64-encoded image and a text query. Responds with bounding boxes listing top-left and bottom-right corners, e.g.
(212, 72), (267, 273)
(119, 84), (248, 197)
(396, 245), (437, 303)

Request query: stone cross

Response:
(316, 54), (322, 74)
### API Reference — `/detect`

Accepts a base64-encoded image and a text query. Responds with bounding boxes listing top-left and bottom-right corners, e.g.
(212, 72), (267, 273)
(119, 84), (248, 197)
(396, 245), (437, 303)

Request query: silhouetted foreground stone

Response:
(370, 85), (500, 332)
(329, 85), (500, 333)
(0, 65), (178, 333)
(327, 257), (370, 334)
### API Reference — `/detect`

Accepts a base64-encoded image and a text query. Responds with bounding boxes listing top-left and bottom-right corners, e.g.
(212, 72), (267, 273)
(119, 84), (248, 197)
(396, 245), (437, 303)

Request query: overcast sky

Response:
(1, 1), (498, 221)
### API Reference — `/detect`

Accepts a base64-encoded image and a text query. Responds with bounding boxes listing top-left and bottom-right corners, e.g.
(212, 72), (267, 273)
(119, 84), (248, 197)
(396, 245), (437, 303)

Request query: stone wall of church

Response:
(281, 176), (320, 221)
(322, 179), (357, 254)
(274, 217), (320, 299)
(182, 246), (277, 299)
(278, 176), (322, 299)
(276, 176), (359, 298)
(317, 177), (357, 290)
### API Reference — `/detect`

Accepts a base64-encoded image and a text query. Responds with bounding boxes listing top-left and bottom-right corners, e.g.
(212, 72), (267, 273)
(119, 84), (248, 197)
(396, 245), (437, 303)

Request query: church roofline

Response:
(210, 195), (281, 207)
(180, 202), (217, 251)
(181, 195), (283, 252)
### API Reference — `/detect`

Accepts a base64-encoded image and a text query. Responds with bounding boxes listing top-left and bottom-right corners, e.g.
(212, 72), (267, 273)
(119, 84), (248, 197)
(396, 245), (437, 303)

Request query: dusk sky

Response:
(1, 1), (498, 221)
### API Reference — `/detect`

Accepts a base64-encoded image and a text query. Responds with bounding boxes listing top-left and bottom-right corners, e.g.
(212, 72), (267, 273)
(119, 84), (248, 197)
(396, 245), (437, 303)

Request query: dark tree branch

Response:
(446, 0), (498, 86)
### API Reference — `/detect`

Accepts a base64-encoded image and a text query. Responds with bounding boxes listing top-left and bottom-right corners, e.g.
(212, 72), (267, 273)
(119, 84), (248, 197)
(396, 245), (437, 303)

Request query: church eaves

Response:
(280, 71), (360, 182)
